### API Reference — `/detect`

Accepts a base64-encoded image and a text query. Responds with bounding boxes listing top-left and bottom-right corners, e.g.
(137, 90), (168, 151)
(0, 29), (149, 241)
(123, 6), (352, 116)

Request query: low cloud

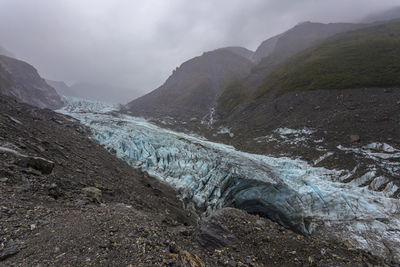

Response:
(0, 0), (398, 100)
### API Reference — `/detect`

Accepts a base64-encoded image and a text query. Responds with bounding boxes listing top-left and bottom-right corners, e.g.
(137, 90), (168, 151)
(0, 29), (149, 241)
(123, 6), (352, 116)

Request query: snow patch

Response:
(217, 127), (234, 137)
(275, 127), (315, 136)
(254, 127), (317, 146)
(201, 108), (215, 127)
(313, 152), (334, 165)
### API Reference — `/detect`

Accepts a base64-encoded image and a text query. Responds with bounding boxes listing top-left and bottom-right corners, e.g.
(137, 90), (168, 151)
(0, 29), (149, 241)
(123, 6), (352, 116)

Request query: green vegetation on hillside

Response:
(254, 21), (400, 98)
(217, 80), (248, 113)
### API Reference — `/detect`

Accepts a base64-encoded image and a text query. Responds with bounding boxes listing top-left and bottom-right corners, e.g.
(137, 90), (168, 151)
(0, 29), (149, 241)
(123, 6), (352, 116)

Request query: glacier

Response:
(58, 97), (400, 260)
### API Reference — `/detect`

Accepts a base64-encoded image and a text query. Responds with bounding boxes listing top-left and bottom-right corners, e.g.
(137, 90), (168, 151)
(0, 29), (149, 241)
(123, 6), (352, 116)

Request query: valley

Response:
(1, 2), (400, 266)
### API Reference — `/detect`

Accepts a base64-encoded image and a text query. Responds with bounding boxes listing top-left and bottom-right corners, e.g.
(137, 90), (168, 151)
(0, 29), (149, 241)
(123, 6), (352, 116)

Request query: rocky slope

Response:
(125, 48), (254, 121)
(0, 95), (390, 266)
(0, 55), (63, 109)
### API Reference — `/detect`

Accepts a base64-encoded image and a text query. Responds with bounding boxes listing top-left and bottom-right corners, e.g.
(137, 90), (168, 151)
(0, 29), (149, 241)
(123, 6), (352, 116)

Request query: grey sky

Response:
(0, 0), (398, 99)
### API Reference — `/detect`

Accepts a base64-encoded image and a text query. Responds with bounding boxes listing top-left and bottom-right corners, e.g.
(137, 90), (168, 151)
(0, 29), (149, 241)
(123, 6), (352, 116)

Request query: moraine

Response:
(58, 97), (400, 261)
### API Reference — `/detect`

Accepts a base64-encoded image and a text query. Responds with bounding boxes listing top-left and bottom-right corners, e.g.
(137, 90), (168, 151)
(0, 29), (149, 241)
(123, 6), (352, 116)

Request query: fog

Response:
(0, 0), (398, 102)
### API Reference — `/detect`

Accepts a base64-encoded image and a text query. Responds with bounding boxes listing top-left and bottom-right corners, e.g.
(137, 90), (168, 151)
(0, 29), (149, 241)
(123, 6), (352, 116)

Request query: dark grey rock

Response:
(0, 240), (20, 261)
(47, 183), (61, 199)
(16, 156), (55, 175)
(82, 187), (102, 203)
(197, 214), (238, 250)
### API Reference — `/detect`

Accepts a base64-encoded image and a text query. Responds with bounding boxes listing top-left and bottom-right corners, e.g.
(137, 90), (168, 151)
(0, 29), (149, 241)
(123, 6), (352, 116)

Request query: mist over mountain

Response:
(71, 83), (138, 104)
(362, 6), (400, 23)
(0, 45), (14, 58)
(220, 47), (255, 62)
(46, 80), (74, 98)
(48, 80), (137, 104)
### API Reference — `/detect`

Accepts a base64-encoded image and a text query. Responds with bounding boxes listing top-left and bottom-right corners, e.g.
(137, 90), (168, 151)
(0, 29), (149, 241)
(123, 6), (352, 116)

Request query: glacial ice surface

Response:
(58, 97), (400, 260)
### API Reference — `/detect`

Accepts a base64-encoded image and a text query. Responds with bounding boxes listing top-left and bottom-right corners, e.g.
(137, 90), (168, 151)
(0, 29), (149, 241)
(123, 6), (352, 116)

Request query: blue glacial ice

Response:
(58, 97), (400, 260)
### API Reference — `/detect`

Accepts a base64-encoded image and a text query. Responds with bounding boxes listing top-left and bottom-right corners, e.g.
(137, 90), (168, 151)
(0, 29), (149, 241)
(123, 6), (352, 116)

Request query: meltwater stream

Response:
(58, 97), (400, 260)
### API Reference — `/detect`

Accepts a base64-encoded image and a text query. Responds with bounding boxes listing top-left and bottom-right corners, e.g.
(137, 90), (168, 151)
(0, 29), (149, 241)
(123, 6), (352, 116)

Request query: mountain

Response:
(0, 55), (63, 109)
(125, 48), (254, 121)
(216, 22), (364, 116)
(125, 22), (362, 122)
(251, 34), (282, 63)
(211, 21), (400, 175)
(46, 79), (75, 97)
(253, 21), (400, 98)
(362, 6), (400, 23)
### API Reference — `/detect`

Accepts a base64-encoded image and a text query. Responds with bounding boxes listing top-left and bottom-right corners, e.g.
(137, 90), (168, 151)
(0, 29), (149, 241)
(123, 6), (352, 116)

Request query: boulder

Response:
(179, 251), (205, 267)
(0, 146), (54, 174)
(197, 209), (238, 250)
(82, 187), (102, 203)
(350, 134), (360, 142)
(0, 240), (20, 261)
(16, 156), (55, 175)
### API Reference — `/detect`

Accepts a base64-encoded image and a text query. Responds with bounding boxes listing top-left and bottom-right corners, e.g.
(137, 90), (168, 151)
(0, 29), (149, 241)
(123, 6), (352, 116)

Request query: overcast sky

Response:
(0, 0), (398, 100)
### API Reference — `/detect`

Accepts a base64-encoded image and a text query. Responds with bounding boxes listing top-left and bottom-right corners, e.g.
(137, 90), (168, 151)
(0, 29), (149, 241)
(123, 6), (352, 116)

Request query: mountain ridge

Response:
(0, 55), (63, 109)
